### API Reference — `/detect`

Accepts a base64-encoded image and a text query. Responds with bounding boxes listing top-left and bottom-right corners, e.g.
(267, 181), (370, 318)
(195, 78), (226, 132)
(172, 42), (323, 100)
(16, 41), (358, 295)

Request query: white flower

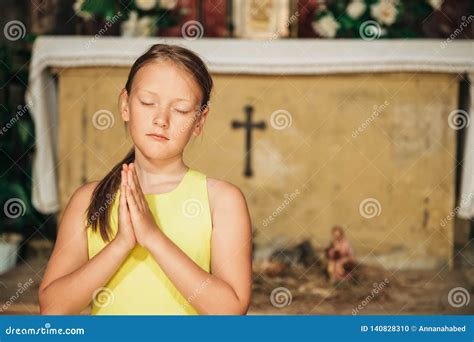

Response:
(137, 16), (155, 36)
(73, 0), (93, 20)
(121, 11), (138, 37)
(312, 13), (340, 38)
(370, 0), (398, 26)
(121, 11), (156, 37)
(428, 0), (444, 10)
(160, 0), (178, 10)
(73, 0), (83, 13)
(135, 0), (157, 11)
(347, 0), (366, 19)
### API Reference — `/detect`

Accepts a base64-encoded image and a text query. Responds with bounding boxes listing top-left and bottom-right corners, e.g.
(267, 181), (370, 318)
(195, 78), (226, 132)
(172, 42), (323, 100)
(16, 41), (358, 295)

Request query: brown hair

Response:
(85, 44), (213, 242)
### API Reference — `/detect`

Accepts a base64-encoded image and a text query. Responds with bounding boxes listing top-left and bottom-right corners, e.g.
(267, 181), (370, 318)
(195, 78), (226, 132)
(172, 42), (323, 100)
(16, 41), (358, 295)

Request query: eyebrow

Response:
(139, 88), (192, 102)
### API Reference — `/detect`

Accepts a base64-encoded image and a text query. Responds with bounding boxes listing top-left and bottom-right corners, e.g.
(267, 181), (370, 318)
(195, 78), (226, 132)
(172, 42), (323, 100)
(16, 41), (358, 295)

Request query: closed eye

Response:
(141, 101), (154, 106)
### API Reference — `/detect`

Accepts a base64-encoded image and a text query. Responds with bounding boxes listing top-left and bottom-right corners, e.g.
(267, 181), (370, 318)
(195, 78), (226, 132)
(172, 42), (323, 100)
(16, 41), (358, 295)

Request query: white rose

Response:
(137, 16), (155, 36)
(135, 0), (157, 11)
(428, 0), (444, 10)
(128, 10), (139, 22)
(370, 0), (398, 26)
(72, 0), (84, 13)
(347, 0), (366, 20)
(160, 0), (178, 10)
(312, 13), (340, 38)
(120, 11), (138, 37)
(73, 0), (93, 20)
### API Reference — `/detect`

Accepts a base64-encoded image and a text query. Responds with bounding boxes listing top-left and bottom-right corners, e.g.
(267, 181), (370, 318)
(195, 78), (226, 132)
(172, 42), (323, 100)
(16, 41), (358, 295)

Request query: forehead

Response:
(132, 60), (200, 102)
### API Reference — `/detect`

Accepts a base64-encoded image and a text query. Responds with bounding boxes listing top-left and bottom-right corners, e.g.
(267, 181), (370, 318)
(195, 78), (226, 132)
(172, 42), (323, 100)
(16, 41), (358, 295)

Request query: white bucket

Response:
(0, 233), (22, 275)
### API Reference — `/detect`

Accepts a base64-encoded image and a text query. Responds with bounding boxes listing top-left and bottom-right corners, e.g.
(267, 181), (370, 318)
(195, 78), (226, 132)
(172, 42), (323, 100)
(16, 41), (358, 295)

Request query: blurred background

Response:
(0, 0), (473, 315)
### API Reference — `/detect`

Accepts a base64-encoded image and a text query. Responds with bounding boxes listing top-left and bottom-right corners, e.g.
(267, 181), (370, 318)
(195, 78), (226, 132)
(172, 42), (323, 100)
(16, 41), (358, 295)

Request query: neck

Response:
(133, 148), (189, 193)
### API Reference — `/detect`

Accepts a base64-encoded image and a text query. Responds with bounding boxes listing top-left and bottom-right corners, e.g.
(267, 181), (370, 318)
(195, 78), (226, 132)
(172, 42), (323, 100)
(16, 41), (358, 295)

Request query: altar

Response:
(26, 37), (474, 270)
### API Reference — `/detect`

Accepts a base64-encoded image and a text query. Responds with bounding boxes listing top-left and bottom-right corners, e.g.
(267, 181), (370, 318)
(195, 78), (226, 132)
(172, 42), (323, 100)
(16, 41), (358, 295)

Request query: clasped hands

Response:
(114, 163), (160, 251)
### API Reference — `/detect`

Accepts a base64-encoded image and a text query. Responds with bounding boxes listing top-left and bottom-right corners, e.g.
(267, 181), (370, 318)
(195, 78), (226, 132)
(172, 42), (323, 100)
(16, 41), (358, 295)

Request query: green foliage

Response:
(0, 42), (56, 240)
(80, 0), (118, 20)
(76, 0), (179, 28)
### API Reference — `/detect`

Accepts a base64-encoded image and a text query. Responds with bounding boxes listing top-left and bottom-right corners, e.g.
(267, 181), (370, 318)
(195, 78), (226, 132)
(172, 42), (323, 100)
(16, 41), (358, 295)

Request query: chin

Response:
(136, 144), (179, 160)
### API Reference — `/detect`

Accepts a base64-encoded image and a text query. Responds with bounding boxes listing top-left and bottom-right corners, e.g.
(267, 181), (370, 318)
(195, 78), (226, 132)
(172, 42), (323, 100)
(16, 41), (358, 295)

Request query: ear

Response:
(120, 89), (130, 122)
(193, 105), (209, 137)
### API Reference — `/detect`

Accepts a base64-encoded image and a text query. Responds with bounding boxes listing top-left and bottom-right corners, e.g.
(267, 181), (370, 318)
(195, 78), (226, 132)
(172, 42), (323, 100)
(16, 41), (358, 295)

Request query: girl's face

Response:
(120, 60), (208, 160)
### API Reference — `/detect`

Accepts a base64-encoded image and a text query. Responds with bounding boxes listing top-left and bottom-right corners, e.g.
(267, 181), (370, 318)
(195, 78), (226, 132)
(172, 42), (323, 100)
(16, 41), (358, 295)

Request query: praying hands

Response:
(115, 162), (161, 250)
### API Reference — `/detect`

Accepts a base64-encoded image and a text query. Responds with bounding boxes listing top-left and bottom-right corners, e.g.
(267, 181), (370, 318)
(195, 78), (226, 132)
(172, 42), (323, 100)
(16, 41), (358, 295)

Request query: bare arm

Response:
(38, 179), (135, 314)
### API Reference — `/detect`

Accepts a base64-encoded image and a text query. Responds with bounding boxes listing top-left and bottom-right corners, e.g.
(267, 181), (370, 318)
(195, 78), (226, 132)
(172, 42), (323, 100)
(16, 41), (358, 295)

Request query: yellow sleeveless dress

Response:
(86, 168), (212, 315)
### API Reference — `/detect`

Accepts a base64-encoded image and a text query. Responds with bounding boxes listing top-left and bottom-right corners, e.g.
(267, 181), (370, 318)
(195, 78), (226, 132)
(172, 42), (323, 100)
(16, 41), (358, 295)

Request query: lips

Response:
(146, 133), (169, 141)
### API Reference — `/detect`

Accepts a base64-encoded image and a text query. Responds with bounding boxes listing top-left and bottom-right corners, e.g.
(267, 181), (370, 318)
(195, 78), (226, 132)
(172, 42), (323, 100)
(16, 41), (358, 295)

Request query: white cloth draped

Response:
(458, 72), (474, 219)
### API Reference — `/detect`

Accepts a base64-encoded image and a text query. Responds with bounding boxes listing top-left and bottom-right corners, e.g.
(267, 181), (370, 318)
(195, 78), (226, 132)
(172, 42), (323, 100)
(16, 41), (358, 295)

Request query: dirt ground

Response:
(0, 248), (473, 315)
(248, 262), (474, 315)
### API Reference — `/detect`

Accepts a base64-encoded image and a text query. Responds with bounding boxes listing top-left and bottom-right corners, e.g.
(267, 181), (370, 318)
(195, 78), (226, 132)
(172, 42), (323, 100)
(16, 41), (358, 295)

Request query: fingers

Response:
(129, 163), (147, 209)
(119, 168), (131, 221)
(126, 166), (137, 211)
(126, 164), (135, 198)
(120, 169), (125, 204)
(123, 162), (152, 214)
(126, 163), (134, 190)
(126, 163), (137, 199)
(126, 163), (147, 211)
(121, 164), (129, 200)
(130, 163), (142, 194)
(125, 183), (140, 216)
(119, 169), (126, 211)
(118, 170), (131, 241)
(122, 164), (129, 184)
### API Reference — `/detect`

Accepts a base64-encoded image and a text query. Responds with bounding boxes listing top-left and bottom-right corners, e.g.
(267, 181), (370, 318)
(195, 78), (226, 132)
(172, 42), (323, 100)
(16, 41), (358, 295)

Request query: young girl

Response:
(38, 44), (253, 315)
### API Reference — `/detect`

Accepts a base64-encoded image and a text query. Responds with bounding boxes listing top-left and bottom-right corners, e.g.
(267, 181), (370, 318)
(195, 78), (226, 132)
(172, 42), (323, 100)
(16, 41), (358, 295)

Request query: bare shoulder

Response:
(74, 181), (99, 198)
(207, 177), (246, 202)
(60, 181), (100, 221)
(68, 181), (99, 208)
(206, 177), (248, 216)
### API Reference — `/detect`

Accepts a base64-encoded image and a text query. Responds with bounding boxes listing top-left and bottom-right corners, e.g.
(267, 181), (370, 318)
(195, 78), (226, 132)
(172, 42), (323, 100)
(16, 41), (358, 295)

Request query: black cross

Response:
(231, 105), (266, 177)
